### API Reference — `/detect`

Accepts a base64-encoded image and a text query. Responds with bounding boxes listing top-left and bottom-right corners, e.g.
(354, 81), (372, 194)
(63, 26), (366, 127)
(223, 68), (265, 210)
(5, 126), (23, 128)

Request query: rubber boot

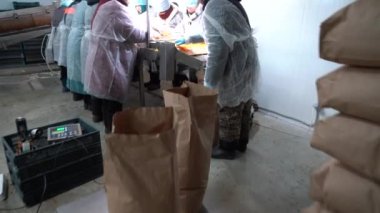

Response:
(60, 66), (70, 92)
(102, 99), (122, 134)
(91, 96), (103, 123)
(83, 95), (91, 111)
(211, 140), (236, 160)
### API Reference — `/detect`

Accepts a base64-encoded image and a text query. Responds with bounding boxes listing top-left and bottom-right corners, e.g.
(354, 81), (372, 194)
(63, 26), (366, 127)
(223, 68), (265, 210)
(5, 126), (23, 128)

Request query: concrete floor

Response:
(0, 70), (327, 213)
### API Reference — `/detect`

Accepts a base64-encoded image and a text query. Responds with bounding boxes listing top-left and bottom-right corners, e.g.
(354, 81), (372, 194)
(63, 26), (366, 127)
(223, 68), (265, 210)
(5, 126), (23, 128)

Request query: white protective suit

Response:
(67, 1), (87, 94)
(151, 3), (183, 38)
(181, 3), (203, 40)
(52, 25), (62, 62)
(80, 2), (98, 89)
(203, 0), (259, 107)
(84, 0), (146, 103)
(57, 5), (75, 67)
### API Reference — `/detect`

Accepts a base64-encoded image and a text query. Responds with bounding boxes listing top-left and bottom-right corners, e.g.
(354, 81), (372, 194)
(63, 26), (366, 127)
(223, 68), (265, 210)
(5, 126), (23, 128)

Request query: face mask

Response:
(139, 5), (147, 14)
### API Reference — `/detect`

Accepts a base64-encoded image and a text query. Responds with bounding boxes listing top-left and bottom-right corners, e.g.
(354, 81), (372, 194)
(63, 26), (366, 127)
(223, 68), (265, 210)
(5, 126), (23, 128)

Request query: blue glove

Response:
(188, 35), (204, 43)
(175, 37), (186, 45)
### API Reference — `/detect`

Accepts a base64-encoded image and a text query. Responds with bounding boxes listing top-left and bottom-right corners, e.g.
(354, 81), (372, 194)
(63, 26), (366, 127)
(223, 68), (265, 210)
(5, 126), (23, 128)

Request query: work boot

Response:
(211, 140), (237, 160)
(211, 145), (235, 160)
(237, 139), (248, 153)
(83, 95), (92, 111)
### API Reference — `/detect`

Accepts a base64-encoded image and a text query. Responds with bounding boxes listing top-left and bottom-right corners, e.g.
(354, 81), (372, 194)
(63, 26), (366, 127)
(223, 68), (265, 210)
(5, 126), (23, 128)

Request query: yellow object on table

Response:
(177, 42), (208, 56)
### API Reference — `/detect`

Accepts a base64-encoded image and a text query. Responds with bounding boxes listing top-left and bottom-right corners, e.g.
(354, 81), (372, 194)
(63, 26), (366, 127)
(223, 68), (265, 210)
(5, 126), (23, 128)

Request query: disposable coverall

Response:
(152, 1), (183, 38)
(177, 2), (204, 44)
(67, 0), (87, 95)
(45, 6), (65, 63)
(203, 0), (259, 158)
(57, 4), (76, 67)
(80, 1), (98, 85)
(85, 0), (146, 132)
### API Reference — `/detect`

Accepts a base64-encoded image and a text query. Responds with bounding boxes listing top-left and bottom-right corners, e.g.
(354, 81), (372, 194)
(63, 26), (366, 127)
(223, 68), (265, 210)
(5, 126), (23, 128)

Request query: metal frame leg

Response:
(138, 60), (146, 106)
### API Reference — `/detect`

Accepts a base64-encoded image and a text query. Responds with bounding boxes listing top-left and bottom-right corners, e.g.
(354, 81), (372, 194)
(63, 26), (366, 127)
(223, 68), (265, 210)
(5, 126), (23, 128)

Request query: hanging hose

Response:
(40, 33), (55, 75)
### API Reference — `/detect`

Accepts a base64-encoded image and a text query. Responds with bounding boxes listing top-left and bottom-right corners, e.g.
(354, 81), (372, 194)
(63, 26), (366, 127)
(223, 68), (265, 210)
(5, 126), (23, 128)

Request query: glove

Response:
(175, 37), (186, 45)
(187, 35), (204, 43)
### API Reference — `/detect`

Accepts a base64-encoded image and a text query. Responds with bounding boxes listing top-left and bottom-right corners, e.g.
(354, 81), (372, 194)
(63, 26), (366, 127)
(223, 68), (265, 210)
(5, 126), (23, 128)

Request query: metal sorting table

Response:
(0, 26), (51, 49)
(138, 41), (207, 105)
(0, 5), (56, 49)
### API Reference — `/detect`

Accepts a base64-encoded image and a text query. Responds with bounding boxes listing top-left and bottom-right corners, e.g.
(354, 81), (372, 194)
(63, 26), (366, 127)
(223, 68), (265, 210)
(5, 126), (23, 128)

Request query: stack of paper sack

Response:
(104, 82), (217, 213)
(303, 0), (380, 212)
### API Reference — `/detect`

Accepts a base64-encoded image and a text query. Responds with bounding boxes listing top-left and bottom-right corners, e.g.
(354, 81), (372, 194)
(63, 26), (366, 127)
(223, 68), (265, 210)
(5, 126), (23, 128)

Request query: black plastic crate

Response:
(10, 143), (102, 180)
(14, 163), (103, 206)
(10, 154), (103, 191)
(3, 118), (100, 169)
(2, 118), (103, 206)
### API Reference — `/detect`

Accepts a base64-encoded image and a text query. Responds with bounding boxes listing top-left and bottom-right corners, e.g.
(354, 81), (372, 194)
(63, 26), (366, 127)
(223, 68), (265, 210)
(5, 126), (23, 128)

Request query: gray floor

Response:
(0, 70), (327, 213)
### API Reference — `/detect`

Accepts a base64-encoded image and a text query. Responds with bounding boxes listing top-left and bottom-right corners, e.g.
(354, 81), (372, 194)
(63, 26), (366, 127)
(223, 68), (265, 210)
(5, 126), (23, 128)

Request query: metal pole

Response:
(138, 0), (150, 106)
(146, 0), (150, 48)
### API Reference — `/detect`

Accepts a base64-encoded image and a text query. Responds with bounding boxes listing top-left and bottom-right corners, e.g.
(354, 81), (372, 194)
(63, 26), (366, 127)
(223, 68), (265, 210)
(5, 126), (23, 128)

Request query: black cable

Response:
(93, 180), (104, 185)
(35, 136), (91, 212)
(36, 175), (47, 213)
(9, 129), (92, 212)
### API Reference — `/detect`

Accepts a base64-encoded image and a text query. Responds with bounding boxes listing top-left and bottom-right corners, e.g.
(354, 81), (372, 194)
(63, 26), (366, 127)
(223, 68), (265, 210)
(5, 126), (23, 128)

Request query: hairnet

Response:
(155, 0), (170, 13)
(186, 0), (198, 7)
(60, 0), (74, 7)
(135, 0), (147, 6)
(203, 0), (259, 107)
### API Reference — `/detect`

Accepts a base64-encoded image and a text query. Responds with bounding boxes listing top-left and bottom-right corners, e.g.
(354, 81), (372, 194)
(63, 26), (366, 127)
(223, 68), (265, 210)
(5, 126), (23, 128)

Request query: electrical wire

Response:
(34, 136), (90, 213)
(0, 206), (26, 211)
(259, 107), (314, 127)
(93, 180), (104, 185)
(6, 130), (94, 212)
(36, 175), (47, 213)
(40, 33), (55, 74)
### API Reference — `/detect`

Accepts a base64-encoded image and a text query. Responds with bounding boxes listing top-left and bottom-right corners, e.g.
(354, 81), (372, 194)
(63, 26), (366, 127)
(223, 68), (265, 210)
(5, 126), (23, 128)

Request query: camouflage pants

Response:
(219, 100), (253, 142)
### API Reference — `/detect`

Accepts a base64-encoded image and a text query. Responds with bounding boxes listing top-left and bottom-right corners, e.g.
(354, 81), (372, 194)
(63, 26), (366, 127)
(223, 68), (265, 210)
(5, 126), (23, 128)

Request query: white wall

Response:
(242, 0), (354, 125)
(0, 0), (54, 10)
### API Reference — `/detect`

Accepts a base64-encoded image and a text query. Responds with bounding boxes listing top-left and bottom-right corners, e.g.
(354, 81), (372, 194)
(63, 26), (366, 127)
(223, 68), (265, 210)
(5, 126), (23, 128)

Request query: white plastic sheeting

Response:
(242, 0), (354, 125)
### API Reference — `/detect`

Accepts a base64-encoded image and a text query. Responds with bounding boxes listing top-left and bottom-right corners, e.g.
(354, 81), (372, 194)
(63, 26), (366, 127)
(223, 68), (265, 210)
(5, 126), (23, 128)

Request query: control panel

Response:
(47, 124), (82, 141)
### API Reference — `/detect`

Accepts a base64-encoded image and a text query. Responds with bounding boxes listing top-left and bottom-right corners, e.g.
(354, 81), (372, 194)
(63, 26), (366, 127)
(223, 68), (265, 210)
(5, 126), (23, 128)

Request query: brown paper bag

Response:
(320, 0), (380, 67)
(163, 82), (218, 213)
(310, 160), (380, 213)
(105, 107), (188, 213)
(317, 66), (380, 124)
(312, 115), (380, 181)
(302, 202), (336, 213)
